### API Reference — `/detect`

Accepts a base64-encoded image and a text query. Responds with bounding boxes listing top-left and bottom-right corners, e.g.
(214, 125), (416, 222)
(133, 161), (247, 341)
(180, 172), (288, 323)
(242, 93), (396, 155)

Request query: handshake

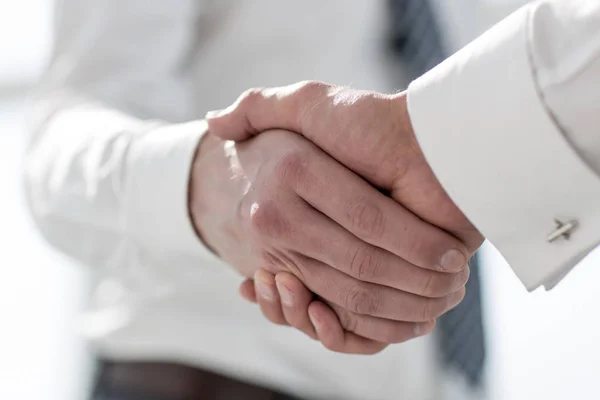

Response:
(191, 81), (483, 354)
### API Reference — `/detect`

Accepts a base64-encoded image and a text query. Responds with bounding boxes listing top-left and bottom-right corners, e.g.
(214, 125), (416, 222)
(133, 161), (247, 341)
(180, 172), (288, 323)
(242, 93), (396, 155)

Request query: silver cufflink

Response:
(547, 219), (578, 243)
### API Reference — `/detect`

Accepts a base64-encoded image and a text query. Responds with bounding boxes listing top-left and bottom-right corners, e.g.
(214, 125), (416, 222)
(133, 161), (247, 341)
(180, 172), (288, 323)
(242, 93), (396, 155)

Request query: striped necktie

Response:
(387, 0), (486, 387)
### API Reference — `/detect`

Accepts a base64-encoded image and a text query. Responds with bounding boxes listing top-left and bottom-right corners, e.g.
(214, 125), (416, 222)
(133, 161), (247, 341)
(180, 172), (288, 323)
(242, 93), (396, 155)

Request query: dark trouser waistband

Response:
(92, 359), (305, 400)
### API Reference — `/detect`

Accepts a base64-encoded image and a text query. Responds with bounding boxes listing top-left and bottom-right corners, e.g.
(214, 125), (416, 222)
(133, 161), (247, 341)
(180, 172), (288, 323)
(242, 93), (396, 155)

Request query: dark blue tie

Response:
(387, 0), (487, 387)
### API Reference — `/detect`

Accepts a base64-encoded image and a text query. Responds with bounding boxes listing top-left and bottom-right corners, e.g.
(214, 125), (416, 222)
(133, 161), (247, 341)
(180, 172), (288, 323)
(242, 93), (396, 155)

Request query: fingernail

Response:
(275, 281), (295, 307)
(256, 280), (275, 301)
(452, 266), (471, 291)
(439, 249), (467, 272)
(414, 321), (434, 336)
(205, 109), (225, 119)
(309, 310), (322, 332)
(447, 289), (466, 309)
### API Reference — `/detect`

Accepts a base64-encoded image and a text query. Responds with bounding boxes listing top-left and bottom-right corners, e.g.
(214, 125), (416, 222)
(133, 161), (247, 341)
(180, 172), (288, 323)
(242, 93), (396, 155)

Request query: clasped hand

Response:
(191, 81), (483, 354)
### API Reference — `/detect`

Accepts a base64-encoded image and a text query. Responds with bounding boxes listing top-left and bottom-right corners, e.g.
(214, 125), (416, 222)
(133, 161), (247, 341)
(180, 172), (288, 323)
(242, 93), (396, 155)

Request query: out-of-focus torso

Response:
(84, 2), (440, 399)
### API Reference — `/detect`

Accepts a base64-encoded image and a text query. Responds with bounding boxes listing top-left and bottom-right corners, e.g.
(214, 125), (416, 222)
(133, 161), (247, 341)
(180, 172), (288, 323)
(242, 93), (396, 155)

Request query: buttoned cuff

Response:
(407, 7), (600, 290)
(124, 119), (223, 265)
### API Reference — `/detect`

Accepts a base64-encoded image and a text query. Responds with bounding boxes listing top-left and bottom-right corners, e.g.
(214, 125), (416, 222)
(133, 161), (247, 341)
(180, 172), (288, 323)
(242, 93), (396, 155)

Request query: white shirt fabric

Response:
(408, 0), (600, 291)
(23, 1), (480, 400)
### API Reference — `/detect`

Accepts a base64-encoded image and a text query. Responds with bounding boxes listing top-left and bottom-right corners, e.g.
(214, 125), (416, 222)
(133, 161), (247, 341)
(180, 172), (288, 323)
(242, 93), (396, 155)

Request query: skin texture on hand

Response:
(204, 81), (485, 354)
(189, 128), (470, 353)
(239, 270), (425, 355)
(205, 81), (483, 253)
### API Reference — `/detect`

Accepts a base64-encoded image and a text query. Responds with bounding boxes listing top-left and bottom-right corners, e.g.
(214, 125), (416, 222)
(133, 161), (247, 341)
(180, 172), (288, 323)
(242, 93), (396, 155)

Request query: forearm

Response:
(25, 99), (212, 268)
(24, 0), (220, 270)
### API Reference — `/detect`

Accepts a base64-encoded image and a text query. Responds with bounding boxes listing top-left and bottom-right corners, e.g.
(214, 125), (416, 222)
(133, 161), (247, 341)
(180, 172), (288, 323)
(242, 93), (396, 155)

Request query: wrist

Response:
(387, 90), (430, 188)
(390, 91), (419, 152)
(188, 131), (223, 257)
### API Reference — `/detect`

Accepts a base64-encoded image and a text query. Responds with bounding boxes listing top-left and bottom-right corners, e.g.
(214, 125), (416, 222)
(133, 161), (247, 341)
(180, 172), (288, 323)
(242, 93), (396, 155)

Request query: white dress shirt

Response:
(23, 1), (474, 399)
(408, 0), (600, 291)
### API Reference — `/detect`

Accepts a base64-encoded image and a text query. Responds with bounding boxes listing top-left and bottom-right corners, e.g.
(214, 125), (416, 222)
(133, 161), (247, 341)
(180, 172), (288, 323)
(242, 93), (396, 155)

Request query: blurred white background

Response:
(0, 1), (93, 400)
(0, 1), (599, 399)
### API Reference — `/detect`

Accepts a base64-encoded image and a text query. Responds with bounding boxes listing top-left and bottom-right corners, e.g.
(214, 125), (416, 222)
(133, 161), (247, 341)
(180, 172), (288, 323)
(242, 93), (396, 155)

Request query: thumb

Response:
(205, 81), (330, 141)
(239, 278), (257, 303)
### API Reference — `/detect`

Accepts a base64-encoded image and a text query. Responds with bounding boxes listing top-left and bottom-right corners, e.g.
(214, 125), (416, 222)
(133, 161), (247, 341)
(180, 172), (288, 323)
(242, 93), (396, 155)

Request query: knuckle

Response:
(273, 152), (310, 187)
(295, 80), (329, 98)
(235, 87), (266, 134)
(249, 200), (287, 238)
(336, 308), (358, 333)
(260, 250), (306, 281)
(343, 284), (381, 316)
(258, 251), (279, 269)
(283, 255), (307, 282)
(294, 81), (335, 127)
(238, 87), (264, 108)
(347, 199), (385, 241)
(347, 245), (382, 282)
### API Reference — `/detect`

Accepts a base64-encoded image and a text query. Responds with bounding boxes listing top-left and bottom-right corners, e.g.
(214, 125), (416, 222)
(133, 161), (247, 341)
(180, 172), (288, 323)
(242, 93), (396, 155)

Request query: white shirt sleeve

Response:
(407, 0), (600, 291)
(24, 0), (224, 280)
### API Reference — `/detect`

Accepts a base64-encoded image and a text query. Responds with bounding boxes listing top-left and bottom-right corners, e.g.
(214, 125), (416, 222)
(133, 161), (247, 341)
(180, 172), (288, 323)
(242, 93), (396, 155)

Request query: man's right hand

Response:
(190, 129), (469, 353)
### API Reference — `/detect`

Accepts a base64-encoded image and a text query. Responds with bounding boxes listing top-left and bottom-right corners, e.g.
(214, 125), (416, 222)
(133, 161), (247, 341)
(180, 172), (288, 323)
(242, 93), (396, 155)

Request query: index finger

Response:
(277, 143), (468, 273)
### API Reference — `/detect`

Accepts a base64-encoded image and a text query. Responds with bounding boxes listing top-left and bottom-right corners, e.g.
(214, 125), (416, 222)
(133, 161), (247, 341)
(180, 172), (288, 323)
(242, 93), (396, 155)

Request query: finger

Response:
(273, 142), (468, 273)
(308, 302), (388, 355)
(275, 272), (317, 340)
(328, 303), (436, 344)
(213, 86), (470, 272)
(240, 181), (466, 295)
(206, 83), (404, 193)
(295, 254), (466, 322)
(254, 269), (287, 325)
(206, 82), (321, 141)
(205, 83), (397, 187)
(205, 83), (484, 253)
(239, 279), (257, 303)
(286, 202), (470, 297)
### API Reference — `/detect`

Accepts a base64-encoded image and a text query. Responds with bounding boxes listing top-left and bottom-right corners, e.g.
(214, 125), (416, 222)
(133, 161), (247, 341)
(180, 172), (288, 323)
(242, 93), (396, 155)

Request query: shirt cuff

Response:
(124, 119), (223, 265)
(407, 6), (600, 291)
